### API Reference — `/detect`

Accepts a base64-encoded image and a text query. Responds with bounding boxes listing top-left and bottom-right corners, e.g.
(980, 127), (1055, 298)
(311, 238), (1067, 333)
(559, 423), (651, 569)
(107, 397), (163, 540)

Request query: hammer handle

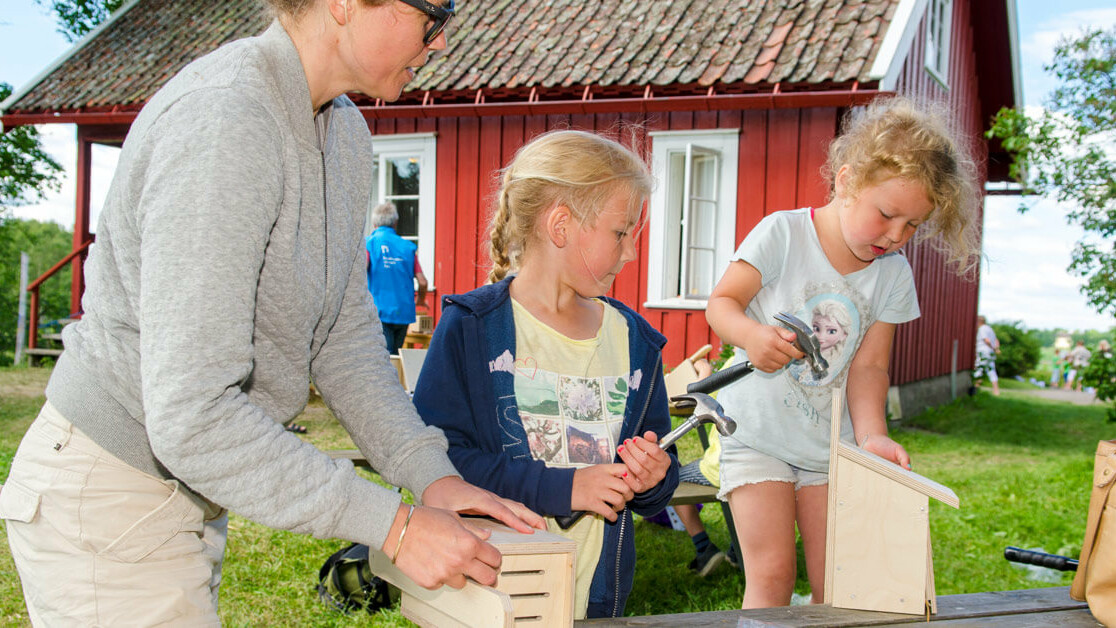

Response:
(686, 361), (755, 395)
(554, 437), (673, 530)
(1003, 546), (1078, 571)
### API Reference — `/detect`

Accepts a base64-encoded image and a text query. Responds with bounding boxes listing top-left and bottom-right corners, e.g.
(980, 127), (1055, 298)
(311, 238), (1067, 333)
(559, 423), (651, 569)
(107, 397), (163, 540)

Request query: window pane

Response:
(665, 152), (686, 298)
(689, 199), (717, 249)
(686, 248), (715, 299)
(691, 154), (717, 199)
(394, 198), (419, 238)
(387, 157), (420, 196)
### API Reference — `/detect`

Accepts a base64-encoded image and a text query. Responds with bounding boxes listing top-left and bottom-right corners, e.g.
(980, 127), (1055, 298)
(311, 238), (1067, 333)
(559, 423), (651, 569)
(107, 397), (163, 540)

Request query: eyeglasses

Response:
(396, 0), (456, 45)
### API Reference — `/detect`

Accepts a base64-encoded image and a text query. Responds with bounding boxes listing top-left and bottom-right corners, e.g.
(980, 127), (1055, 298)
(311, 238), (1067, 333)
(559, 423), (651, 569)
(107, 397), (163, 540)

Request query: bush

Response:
(1080, 348), (1116, 421)
(991, 321), (1042, 379)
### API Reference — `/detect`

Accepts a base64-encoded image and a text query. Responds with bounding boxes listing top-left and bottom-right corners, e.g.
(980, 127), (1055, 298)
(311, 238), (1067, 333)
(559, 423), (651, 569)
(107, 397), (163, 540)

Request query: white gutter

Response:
(0, 0), (143, 119)
(867, 0), (930, 91)
(1004, 0), (1023, 106)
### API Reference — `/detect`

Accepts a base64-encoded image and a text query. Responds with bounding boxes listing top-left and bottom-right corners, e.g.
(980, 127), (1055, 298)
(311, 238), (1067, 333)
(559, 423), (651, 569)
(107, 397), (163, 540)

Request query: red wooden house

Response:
(1, 0), (1019, 416)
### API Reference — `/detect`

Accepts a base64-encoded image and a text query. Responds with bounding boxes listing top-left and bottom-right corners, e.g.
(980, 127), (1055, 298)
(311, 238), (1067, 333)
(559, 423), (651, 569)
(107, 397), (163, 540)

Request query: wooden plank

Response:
(836, 445), (959, 508)
(830, 457), (929, 614)
(667, 481), (719, 506)
(575, 587), (1089, 627)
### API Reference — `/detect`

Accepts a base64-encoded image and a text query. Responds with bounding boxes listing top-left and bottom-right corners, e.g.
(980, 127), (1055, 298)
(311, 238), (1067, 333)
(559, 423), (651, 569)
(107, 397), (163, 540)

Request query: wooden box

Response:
(408, 314), (434, 335)
(370, 518), (576, 627)
(824, 389), (959, 616)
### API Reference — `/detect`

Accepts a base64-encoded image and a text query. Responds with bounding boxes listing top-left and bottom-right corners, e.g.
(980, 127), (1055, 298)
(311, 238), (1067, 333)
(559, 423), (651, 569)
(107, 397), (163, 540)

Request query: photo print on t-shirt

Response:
(516, 368), (627, 468)
(786, 281), (871, 389)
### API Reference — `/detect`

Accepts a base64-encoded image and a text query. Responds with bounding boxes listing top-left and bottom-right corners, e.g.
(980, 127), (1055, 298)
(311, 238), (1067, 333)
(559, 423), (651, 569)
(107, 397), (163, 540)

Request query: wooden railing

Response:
(26, 238), (94, 351)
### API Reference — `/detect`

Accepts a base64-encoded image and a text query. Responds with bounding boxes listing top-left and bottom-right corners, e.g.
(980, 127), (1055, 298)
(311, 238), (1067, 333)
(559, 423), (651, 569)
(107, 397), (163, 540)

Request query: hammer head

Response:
(773, 311), (830, 379)
(669, 392), (737, 439)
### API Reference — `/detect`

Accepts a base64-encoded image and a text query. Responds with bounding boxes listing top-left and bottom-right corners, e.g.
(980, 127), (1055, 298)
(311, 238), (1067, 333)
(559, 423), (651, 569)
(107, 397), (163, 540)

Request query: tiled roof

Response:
(4, 0), (898, 115)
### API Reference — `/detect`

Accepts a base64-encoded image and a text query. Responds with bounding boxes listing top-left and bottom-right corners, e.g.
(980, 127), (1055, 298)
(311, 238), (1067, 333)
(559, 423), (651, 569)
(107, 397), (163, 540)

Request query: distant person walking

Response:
(974, 315), (1000, 396)
(367, 201), (428, 355)
(1065, 340), (1092, 392)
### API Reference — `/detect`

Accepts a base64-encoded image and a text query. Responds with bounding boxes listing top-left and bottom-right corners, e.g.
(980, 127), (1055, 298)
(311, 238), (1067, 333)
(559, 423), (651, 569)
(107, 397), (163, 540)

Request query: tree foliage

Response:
(35, 0), (127, 42)
(0, 83), (63, 210)
(987, 27), (1116, 317)
(1080, 345), (1116, 422)
(990, 321), (1042, 380)
(0, 218), (74, 365)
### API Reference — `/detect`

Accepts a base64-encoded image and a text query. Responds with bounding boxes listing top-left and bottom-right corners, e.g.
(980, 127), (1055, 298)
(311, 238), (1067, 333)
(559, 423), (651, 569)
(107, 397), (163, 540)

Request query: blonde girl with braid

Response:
(707, 96), (981, 609)
(414, 129), (679, 618)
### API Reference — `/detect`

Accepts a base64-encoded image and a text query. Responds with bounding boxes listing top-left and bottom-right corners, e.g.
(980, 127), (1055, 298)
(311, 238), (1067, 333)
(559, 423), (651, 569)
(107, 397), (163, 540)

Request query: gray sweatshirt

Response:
(45, 21), (458, 551)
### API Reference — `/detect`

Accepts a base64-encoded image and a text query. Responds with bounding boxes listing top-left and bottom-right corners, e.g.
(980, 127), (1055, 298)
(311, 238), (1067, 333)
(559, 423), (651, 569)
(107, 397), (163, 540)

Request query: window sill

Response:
(643, 299), (708, 311)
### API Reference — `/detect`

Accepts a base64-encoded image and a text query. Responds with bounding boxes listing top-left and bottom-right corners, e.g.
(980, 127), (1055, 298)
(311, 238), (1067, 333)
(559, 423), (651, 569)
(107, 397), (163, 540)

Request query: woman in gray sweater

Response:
(0, 0), (543, 624)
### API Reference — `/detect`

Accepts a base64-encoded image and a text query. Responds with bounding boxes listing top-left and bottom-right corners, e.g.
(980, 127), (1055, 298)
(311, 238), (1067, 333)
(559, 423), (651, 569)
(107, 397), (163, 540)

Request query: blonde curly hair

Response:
(825, 97), (981, 276)
(486, 130), (653, 283)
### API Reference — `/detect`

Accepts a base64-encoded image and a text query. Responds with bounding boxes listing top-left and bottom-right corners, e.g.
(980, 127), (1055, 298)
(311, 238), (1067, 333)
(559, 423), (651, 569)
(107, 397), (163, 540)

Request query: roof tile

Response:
(5, 0), (903, 114)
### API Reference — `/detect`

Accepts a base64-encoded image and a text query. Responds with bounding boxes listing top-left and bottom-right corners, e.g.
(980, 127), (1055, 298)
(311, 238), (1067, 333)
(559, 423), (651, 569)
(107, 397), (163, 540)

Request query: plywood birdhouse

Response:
(824, 389), (959, 616)
(370, 518), (576, 627)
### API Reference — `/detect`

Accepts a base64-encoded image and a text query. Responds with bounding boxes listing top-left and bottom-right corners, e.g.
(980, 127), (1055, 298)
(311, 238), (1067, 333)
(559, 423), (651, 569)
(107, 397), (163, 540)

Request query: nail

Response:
(623, 472), (628, 478)
(617, 445), (625, 453)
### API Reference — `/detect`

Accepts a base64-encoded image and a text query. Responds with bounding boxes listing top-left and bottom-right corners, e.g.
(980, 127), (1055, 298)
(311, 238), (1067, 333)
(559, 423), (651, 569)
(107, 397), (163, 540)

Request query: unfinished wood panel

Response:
(372, 519), (575, 628)
(830, 456), (931, 615)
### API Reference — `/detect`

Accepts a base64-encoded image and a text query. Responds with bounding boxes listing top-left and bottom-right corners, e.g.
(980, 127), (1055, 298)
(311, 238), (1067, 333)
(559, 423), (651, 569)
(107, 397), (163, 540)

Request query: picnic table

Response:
(576, 587), (1099, 627)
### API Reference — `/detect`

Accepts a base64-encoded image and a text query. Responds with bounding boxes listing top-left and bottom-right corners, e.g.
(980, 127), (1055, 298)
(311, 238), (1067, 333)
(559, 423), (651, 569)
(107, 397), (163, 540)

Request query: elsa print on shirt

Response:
(789, 294), (861, 387)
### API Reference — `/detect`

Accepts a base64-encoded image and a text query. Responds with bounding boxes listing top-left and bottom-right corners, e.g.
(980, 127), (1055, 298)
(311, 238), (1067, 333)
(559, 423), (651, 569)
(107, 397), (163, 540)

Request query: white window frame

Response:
(645, 129), (739, 310)
(924, 0), (952, 87)
(368, 133), (437, 290)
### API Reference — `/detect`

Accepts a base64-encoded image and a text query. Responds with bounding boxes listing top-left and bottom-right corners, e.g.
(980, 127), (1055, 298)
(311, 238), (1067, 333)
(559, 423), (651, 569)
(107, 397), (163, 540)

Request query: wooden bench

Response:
(575, 586), (1096, 627)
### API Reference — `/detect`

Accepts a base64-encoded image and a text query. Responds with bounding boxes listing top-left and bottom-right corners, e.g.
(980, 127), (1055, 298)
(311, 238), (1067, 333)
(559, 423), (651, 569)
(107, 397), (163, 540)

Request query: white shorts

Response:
(717, 443), (828, 501)
(1, 402), (228, 627)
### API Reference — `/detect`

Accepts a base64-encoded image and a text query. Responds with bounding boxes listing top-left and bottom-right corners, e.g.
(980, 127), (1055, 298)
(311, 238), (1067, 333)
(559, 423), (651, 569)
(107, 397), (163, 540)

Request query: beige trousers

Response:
(1, 402), (227, 627)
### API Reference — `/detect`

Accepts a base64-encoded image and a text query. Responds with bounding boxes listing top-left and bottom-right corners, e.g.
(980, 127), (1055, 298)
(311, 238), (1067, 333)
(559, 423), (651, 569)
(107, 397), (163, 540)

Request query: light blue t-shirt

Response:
(717, 208), (920, 472)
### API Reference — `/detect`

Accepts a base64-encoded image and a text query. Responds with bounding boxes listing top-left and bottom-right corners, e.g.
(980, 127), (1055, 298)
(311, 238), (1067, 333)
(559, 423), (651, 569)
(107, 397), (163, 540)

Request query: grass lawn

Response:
(0, 366), (1109, 625)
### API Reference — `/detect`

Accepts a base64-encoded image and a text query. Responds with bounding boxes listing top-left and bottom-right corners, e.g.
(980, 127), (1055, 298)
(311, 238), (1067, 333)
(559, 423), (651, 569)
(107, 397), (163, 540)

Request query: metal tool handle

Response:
(1003, 546), (1079, 572)
(554, 435), (673, 530)
(686, 361), (755, 394)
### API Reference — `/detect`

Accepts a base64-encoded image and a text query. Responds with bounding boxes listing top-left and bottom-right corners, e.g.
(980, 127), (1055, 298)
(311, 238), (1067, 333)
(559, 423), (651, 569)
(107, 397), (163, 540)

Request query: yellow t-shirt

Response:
(510, 297), (630, 619)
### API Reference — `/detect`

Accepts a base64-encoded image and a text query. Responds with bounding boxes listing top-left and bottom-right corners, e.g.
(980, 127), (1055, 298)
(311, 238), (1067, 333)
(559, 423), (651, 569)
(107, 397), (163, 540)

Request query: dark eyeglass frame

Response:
(397, 0), (456, 45)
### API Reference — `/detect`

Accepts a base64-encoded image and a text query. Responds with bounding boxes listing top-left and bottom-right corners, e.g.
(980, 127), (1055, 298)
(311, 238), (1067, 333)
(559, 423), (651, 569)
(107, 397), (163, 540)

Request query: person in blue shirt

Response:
(366, 201), (427, 354)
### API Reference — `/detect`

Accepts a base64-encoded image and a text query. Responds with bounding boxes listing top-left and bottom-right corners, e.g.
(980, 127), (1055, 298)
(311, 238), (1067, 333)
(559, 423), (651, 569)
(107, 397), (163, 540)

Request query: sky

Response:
(2, 1), (1116, 332)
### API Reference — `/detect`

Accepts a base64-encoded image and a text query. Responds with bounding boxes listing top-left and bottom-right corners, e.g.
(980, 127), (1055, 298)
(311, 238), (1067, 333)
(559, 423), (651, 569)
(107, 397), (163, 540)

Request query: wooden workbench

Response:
(577, 587), (1099, 627)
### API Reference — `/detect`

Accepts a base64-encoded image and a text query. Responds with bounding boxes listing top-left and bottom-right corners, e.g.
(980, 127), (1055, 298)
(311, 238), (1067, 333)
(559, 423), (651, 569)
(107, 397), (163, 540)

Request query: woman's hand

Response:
(616, 431), (671, 493)
(384, 503), (502, 589)
(571, 464), (634, 522)
(422, 476), (546, 533)
(860, 433), (912, 470)
(743, 325), (804, 372)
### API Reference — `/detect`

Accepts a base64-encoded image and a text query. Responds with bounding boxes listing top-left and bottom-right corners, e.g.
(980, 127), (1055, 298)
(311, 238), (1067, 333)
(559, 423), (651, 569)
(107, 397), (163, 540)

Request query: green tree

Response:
(987, 27), (1116, 317)
(990, 321), (1042, 380)
(35, 0), (126, 41)
(1080, 345), (1116, 422)
(0, 83), (63, 210)
(0, 218), (73, 365)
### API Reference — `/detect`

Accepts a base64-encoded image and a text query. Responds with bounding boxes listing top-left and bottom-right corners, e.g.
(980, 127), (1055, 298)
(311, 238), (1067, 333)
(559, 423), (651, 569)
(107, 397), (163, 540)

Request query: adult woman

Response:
(0, 0), (542, 624)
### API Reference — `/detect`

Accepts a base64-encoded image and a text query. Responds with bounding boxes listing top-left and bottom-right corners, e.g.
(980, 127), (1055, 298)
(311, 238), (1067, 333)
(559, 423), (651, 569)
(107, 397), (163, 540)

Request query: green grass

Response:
(0, 368), (1107, 624)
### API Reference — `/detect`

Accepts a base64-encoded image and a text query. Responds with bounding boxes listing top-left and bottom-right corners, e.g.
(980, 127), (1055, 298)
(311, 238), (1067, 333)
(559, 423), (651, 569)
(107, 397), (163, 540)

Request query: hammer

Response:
(553, 393), (736, 530)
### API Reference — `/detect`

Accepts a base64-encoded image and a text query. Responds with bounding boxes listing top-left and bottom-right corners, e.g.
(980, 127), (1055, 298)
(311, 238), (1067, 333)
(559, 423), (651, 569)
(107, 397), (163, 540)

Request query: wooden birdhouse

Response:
(824, 389), (959, 616)
(370, 518), (576, 627)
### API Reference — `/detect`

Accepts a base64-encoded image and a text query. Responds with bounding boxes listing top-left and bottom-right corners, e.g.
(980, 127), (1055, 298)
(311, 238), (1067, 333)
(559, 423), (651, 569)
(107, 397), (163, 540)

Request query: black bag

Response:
(317, 543), (392, 615)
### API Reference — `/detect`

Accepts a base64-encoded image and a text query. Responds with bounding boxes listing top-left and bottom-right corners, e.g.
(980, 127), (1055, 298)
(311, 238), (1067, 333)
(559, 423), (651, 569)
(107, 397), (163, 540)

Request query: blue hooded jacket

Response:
(412, 276), (679, 618)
